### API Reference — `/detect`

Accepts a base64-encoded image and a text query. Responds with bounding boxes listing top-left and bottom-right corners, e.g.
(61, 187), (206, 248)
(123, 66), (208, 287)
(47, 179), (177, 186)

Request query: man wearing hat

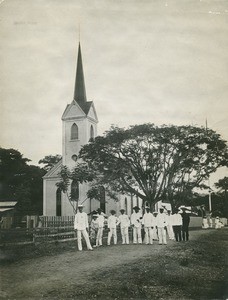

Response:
(96, 208), (105, 247)
(142, 206), (154, 245)
(156, 208), (168, 245)
(180, 207), (190, 241)
(165, 209), (175, 240)
(131, 206), (142, 244)
(107, 210), (119, 245)
(74, 204), (93, 251)
(118, 209), (130, 244)
(90, 213), (99, 247)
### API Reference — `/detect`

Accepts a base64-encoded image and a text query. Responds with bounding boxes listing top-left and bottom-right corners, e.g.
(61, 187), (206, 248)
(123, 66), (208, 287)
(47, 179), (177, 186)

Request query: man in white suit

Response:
(131, 206), (142, 244)
(156, 208), (168, 245)
(118, 209), (130, 244)
(142, 206), (154, 245)
(74, 204), (93, 251)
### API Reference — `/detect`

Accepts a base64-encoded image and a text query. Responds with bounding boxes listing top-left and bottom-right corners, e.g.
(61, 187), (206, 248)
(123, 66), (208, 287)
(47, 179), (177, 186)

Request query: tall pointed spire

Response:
(73, 43), (87, 104)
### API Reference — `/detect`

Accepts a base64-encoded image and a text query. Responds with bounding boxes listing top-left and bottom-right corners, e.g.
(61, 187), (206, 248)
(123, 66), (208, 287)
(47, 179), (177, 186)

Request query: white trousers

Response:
(121, 227), (129, 244)
(153, 226), (158, 240)
(144, 227), (153, 244)
(166, 225), (175, 240)
(133, 226), (142, 244)
(77, 229), (93, 251)
(107, 228), (117, 245)
(96, 227), (104, 246)
(157, 227), (167, 244)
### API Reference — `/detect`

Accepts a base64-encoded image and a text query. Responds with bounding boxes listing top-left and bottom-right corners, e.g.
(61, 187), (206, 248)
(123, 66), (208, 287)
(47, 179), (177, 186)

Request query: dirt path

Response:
(0, 229), (227, 299)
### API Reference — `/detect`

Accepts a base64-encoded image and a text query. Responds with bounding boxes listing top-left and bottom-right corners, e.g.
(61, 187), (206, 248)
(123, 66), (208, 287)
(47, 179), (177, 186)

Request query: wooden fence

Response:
(40, 216), (74, 228)
(0, 216), (227, 247)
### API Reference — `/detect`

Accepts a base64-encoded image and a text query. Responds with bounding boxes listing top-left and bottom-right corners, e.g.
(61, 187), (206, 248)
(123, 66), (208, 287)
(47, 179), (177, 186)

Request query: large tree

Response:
(214, 176), (228, 217)
(0, 148), (45, 215)
(57, 124), (228, 208)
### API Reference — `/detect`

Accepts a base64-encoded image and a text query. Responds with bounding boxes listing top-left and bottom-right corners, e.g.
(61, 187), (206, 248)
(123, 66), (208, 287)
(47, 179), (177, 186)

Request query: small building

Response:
(0, 201), (17, 229)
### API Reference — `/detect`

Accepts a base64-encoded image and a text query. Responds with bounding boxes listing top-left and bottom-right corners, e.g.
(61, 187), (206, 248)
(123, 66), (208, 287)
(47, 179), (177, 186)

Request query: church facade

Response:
(43, 43), (142, 217)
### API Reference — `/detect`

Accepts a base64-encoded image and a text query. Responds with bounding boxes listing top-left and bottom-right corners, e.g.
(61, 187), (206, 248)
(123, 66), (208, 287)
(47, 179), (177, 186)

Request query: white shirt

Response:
(142, 212), (155, 227)
(156, 213), (167, 228)
(74, 212), (89, 230)
(118, 214), (130, 228)
(97, 214), (105, 228)
(131, 212), (142, 228)
(165, 214), (172, 226)
(153, 215), (158, 226)
(171, 213), (182, 226)
(108, 215), (119, 229)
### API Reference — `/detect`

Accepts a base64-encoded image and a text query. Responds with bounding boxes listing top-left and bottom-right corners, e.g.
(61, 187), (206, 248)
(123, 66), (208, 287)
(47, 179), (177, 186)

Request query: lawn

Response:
(0, 228), (227, 299)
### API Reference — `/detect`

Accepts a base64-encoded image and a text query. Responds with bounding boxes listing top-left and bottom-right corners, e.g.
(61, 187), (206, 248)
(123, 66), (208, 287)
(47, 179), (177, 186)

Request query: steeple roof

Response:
(73, 43), (87, 106)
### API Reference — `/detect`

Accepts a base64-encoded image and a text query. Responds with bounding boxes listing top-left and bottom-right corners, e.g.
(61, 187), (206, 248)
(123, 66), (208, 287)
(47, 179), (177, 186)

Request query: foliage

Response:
(38, 154), (62, 172)
(77, 124), (227, 207)
(56, 164), (95, 213)
(214, 176), (228, 217)
(0, 148), (45, 215)
(215, 176), (228, 192)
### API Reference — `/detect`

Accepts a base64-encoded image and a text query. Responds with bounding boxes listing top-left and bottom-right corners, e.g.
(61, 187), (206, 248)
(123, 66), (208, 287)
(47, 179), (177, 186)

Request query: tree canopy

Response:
(57, 124), (228, 207)
(39, 154), (62, 172)
(0, 148), (45, 215)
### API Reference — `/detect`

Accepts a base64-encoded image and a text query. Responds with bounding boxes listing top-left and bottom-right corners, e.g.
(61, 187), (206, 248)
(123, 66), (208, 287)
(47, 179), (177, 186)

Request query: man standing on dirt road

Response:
(74, 204), (93, 251)
(131, 206), (143, 244)
(180, 207), (190, 241)
(96, 208), (105, 247)
(156, 208), (168, 245)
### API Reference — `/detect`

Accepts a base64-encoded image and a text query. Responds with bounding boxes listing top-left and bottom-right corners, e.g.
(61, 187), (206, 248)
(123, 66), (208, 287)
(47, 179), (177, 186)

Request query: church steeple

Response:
(73, 43), (87, 105)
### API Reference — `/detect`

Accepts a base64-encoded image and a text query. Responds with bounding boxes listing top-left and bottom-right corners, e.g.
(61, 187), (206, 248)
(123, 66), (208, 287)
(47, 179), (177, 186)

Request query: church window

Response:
(71, 154), (77, 162)
(71, 123), (78, 140)
(90, 125), (94, 140)
(56, 188), (62, 217)
(71, 180), (79, 201)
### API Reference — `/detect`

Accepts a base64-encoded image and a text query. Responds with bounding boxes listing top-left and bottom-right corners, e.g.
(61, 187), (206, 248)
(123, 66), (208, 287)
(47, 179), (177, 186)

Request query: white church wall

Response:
(43, 179), (59, 216)
(62, 118), (88, 167)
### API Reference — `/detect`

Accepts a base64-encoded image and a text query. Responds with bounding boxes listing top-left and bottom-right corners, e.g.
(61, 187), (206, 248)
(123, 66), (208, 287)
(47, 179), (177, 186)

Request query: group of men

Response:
(74, 204), (190, 251)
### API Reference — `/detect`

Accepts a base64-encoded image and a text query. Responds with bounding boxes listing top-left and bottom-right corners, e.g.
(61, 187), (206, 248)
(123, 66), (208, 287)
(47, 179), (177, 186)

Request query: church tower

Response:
(43, 42), (137, 217)
(43, 43), (98, 216)
(62, 43), (98, 169)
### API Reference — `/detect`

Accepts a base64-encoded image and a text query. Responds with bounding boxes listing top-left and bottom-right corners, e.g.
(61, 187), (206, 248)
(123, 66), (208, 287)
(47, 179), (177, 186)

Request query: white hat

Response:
(78, 204), (84, 208)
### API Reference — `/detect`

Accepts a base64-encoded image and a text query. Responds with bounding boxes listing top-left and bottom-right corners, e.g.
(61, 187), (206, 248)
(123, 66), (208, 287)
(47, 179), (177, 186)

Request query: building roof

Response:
(73, 43), (87, 111)
(43, 159), (62, 179)
(0, 208), (14, 212)
(0, 201), (17, 208)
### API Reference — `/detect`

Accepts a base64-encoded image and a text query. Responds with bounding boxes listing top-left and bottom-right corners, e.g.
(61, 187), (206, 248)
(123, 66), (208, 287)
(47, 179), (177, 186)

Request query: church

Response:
(43, 43), (143, 217)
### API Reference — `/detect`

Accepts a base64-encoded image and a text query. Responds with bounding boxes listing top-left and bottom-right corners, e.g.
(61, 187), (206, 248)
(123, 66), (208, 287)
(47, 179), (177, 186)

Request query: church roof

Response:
(43, 159), (62, 179)
(73, 43), (87, 112)
(62, 43), (98, 121)
(78, 100), (93, 115)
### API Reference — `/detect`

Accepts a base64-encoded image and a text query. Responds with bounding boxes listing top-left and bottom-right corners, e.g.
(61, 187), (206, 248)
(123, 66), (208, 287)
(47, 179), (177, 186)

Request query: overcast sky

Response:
(0, 0), (227, 185)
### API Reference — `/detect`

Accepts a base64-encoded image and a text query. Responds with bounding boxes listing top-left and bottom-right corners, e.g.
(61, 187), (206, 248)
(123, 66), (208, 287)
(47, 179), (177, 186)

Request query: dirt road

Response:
(0, 229), (227, 299)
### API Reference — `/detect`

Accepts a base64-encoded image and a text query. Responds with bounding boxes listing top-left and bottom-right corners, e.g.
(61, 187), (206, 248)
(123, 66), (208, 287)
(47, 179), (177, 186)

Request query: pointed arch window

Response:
(56, 188), (62, 216)
(90, 125), (94, 140)
(71, 180), (79, 202)
(71, 123), (78, 140)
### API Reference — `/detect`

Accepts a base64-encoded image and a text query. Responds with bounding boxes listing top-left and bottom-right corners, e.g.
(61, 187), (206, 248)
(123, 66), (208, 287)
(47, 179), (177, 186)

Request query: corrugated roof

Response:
(0, 208), (14, 212)
(0, 201), (17, 207)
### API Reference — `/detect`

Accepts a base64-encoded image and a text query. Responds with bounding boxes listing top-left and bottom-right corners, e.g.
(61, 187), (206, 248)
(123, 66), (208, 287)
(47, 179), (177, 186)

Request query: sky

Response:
(0, 0), (227, 186)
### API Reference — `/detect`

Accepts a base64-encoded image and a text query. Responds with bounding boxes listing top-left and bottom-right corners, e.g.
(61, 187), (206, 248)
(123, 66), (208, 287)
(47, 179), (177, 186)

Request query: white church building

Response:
(43, 43), (143, 217)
